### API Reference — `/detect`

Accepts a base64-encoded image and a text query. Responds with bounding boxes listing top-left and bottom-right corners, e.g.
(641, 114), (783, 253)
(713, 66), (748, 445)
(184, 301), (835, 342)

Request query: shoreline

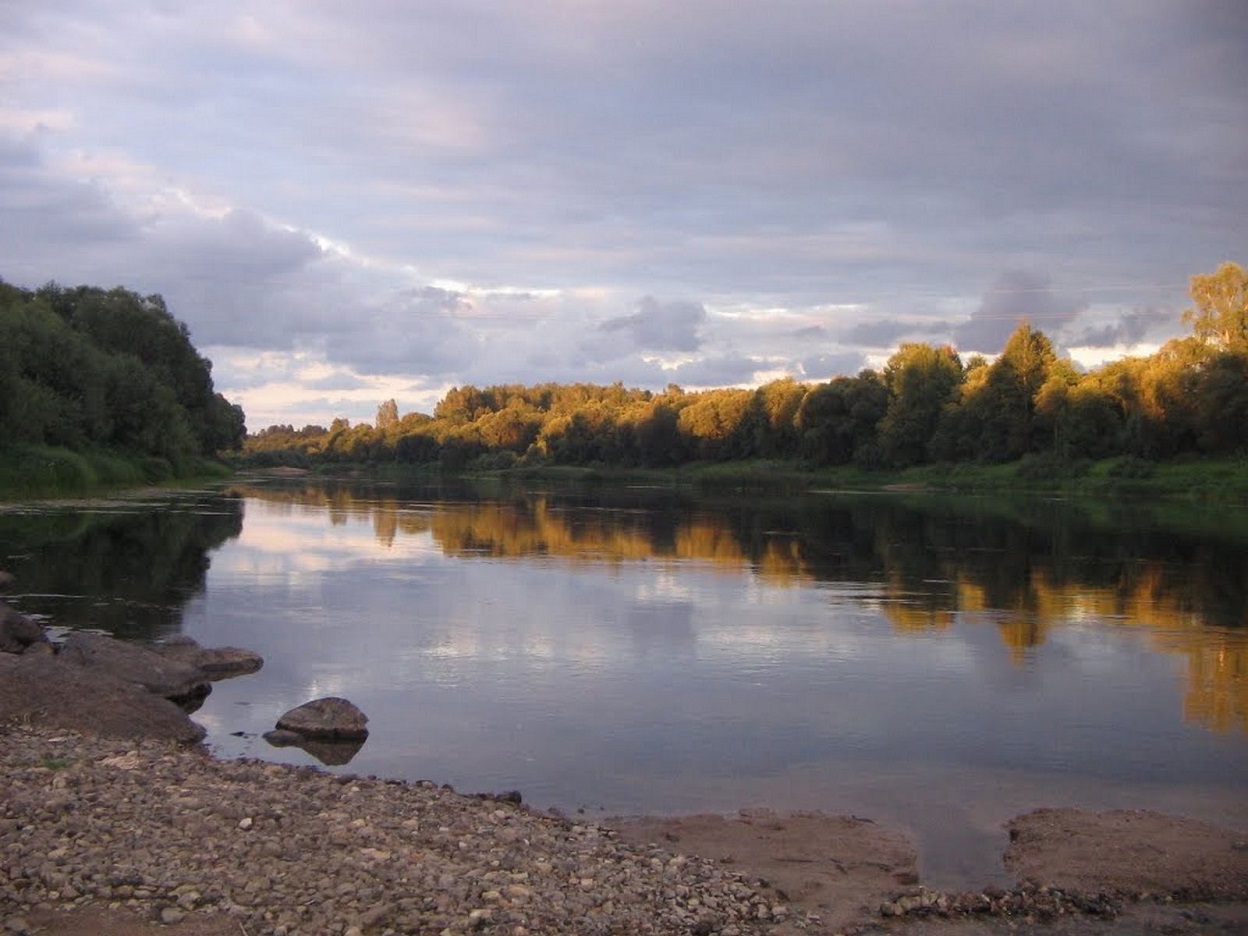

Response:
(3, 614), (1247, 934)
(4, 724), (1248, 936)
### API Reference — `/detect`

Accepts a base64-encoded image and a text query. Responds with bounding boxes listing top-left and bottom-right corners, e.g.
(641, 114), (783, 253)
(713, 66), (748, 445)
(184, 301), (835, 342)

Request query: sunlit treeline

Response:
(228, 483), (1248, 733)
(245, 262), (1248, 471)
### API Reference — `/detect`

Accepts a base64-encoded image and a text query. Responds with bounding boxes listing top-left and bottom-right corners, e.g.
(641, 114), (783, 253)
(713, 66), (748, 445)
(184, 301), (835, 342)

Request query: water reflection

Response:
(0, 493), (243, 639)
(224, 482), (1248, 735)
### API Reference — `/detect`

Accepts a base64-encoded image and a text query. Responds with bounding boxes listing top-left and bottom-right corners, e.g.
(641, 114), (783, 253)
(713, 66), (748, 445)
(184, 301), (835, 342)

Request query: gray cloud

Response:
(323, 287), (477, 375)
(1071, 306), (1177, 349)
(954, 271), (1088, 354)
(599, 297), (706, 353)
(798, 351), (871, 382)
(841, 317), (951, 349)
(662, 355), (772, 390)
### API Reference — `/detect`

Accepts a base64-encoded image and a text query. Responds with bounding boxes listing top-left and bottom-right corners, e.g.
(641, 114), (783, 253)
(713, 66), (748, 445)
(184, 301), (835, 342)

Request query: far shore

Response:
(6, 449), (1248, 507)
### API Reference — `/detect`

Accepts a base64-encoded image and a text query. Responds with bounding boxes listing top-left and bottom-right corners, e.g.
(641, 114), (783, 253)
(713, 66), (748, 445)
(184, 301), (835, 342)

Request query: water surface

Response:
(3, 481), (1245, 888)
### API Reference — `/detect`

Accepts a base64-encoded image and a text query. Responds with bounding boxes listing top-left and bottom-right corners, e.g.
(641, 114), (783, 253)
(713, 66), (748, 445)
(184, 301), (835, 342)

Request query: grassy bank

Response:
(233, 452), (1248, 504)
(483, 455), (1248, 503)
(0, 444), (233, 501)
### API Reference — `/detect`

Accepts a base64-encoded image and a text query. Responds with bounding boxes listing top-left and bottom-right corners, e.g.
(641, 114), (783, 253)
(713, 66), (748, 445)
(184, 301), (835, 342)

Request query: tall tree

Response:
(797, 371), (889, 465)
(978, 321), (1058, 460)
(1184, 261), (1248, 352)
(376, 399), (399, 430)
(878, 344), (963, 467)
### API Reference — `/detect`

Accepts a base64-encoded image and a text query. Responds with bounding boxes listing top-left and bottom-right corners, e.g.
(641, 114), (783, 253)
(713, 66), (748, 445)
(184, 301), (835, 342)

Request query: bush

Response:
(1105, 455), (1157, 479)
(470, 450), (519, 471)
(0, 445), (95, 497)
(1017, 453), (1091, 482)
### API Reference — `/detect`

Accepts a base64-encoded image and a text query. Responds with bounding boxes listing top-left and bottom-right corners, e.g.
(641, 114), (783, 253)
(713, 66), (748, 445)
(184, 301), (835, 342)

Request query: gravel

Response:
(0, 725), (796, 935)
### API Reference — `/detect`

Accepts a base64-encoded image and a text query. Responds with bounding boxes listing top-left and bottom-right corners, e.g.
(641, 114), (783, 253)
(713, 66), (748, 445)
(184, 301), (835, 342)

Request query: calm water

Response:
(3, 480), (1246, 888)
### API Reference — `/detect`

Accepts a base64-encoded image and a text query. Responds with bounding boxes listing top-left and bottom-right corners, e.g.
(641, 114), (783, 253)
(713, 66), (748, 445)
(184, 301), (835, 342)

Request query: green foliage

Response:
(878, 344), (962, 466)
(797, 371), (889, 465)
(1015, 452), (1091, 482)
(0, 444), (146, 498)
(0, 279), (246, 480)
(1102, 455), (1157, 479)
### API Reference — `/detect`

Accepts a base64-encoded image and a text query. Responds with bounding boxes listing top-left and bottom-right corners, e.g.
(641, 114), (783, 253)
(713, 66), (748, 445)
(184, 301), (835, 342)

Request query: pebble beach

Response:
(1, 725), (790, 936)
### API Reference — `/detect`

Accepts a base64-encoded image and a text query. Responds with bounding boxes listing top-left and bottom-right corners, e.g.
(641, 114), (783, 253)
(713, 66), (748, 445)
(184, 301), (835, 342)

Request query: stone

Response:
(159, 907), (185, 925)
(60, 631), (211, 704)
(0, 570), (14, 592)
(0, 602), (47, 655)
(275, 697), (369, 741)
(153, 635), (263, 679)
(0, 653), (205, 743)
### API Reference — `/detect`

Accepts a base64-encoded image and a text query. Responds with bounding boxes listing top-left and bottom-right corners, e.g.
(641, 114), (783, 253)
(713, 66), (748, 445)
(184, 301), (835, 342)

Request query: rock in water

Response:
(153, 635), (264, 678)
(275, 697), (369, 740)
(59, 631), (211, 704)
(0, 603), (48, 655)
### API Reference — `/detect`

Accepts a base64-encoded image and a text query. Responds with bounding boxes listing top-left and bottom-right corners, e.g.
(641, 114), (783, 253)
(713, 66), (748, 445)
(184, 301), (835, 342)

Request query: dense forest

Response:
(246, 262), (1248, 473)
(0, 280), (245, 468)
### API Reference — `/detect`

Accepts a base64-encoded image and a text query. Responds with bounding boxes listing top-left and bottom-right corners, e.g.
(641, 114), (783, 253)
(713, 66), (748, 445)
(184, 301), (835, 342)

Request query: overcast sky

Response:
(2, 1), (1245, 429)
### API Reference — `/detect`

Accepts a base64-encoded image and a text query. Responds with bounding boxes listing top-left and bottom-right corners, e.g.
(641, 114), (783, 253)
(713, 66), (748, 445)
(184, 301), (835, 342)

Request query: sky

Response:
(2, 1), (1245, 430)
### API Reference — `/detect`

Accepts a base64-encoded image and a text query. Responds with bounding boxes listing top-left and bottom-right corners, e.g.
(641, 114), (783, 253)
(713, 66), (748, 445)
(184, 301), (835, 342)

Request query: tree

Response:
(797, 371), (889, 465)
(1193, 352), (1248, 453)
(745, 378), (807, 458)
(1184, 261), (1248, 352)
(977, 321), (1058, 460)
(677, 389), (754, 460)
(878, 344), (963, 467)
(376, 399), (399, 431)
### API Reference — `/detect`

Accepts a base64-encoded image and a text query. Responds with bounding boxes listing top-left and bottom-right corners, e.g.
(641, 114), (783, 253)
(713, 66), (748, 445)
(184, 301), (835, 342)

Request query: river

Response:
(3, 478), (1245, 888)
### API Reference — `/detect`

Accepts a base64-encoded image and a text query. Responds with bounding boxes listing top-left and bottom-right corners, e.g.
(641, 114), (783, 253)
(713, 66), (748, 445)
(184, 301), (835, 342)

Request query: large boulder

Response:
(0, 570), (15, 592)
(0, 653), (205, 743)
(275, 697), (369, 741)
(60, 631), (211, 705)
(153, 635), (263, 679)
(0, 602), (48, 655)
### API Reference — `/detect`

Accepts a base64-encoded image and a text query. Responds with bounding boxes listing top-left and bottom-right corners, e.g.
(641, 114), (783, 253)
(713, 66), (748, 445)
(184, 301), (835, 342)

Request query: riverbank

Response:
(6, 451), (1247, 507)
(4, 722), (1248, 936)
(501, 455), (1248, 503)
(1, 726), (785, 936)
(240, 454), (1248, 505)
(0, 444), (232, 502)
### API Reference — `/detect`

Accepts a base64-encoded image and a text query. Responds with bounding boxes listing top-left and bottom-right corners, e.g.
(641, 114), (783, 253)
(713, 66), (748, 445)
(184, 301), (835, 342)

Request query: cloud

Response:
(2, 1), (1244, 427)
(1070, 306), (1177, 349)
(841, 316), (951, 349)
(663, 355), (774, 390)
(599, 297), (706, 353)
(323, 287), (476, 375)
(0, 134), (140, 266)
(955, 271), (1088, 354)
(797, 350), (871, 382)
